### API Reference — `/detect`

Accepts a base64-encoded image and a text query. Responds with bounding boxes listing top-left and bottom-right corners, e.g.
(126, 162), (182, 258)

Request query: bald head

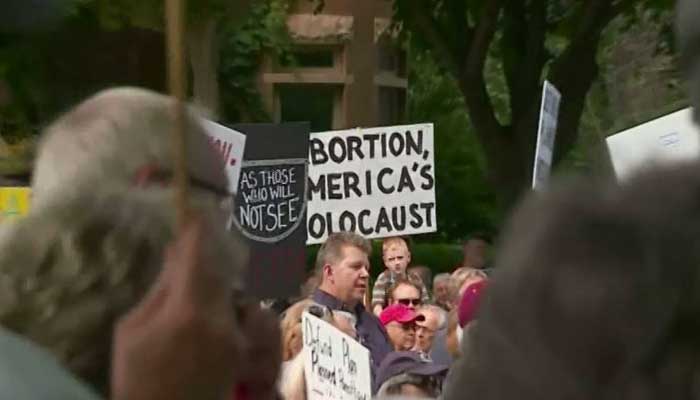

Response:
(32, 87), (226, 207)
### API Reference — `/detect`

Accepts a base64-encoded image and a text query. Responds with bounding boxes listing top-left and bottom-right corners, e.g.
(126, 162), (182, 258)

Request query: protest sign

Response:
(532, 81), (561, 190)
(0, 187), (30, 222)
(303, 312), (371, 400)
(307, 123), (436, 245)
(606, 108), (700, 181)
(201, 119), (246, 193)
(228, 123), (309, 298)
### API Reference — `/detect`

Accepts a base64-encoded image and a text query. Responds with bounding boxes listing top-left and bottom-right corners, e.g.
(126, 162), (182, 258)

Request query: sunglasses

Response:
(397, 298), (422, 307)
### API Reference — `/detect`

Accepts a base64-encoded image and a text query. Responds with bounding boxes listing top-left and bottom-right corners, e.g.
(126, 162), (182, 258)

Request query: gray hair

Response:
(433, 273), (451, 285)
(419, 305), (448, 330)
(333, 310), (357, 326)
(377, 373), (439, 399)
(0, 187), (247, 395)
(32, 87), (227, 208)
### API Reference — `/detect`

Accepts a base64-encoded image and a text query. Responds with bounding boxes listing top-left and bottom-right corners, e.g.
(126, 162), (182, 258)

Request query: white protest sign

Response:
(606, 108), (700, 181)
(302, 312), (371, 400)
(202, 119), (246, 193)
(307, 123), (436, 245)
(532, 81), (561, 190)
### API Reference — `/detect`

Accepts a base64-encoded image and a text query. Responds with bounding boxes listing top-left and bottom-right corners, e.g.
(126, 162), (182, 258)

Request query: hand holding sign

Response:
(303, 312), (371, 400)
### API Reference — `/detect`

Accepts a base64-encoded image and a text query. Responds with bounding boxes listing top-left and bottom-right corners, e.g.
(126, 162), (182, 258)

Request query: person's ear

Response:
(323, 264), (333, 283)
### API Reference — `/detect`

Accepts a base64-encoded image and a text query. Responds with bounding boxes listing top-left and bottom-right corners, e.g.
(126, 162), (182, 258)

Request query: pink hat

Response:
(458, 280), (487, 327)
(380, 304), (426, 326)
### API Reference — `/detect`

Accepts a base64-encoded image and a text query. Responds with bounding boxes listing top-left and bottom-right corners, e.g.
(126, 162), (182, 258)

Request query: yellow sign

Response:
(0, 187), (31, 222)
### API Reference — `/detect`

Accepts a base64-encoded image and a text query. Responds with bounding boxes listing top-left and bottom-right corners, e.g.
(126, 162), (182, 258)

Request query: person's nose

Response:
(359, 266), (370, 278)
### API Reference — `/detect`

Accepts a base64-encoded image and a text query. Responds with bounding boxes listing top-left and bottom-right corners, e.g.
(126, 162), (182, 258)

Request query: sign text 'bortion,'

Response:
(307, 124), (437, 245)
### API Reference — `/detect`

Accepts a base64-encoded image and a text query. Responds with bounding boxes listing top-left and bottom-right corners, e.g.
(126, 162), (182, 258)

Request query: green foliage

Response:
(0, 32), (51, 141)
(219, 0), (292, 122)
(82, 0), (236, 31)
(306, 241), (462, 278)
(0, 139), (35, 176)
(407, 51), (501, 242)
(393, 0), (676, 204)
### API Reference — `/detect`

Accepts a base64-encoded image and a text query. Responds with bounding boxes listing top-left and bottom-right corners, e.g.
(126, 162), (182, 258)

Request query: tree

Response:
(394, 0), (673, 205)
(407, 51), (501, 241)
(218, 0), (293, 122)
(85, 0), (253, 118)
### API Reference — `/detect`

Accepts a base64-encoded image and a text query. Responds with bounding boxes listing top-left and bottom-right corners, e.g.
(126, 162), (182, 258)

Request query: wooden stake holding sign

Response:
(165, 0), (190, 229)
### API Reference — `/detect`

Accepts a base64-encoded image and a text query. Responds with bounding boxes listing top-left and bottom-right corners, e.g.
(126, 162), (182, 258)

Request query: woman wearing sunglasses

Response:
(387, 279), (423, 310)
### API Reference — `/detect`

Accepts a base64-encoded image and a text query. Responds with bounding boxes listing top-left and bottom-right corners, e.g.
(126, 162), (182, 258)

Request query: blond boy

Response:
(371, 237), (429, 316)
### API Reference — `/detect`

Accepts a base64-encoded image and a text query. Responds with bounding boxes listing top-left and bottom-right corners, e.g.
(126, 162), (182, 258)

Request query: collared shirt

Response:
(0, 327), (99, 400)
(312, 289), (393, 388)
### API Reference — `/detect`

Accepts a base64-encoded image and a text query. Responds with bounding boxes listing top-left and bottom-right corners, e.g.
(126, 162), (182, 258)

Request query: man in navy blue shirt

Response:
(311, 232), (393, 389)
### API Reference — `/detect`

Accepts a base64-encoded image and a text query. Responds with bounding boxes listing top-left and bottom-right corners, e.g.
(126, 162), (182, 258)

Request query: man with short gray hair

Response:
(0, 87), (251, 396)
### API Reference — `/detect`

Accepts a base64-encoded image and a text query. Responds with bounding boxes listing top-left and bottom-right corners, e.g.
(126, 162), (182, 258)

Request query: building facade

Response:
(257, 0), (407, 132)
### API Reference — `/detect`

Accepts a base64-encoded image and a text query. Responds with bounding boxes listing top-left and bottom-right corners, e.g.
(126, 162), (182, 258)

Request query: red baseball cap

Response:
(458, 280), (487, 327)
(380, 304), (426, 326)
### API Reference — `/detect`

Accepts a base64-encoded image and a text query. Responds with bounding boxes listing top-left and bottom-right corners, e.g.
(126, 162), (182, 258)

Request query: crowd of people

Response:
(269, 232), (492, 398)
(4, 1), (700, 399)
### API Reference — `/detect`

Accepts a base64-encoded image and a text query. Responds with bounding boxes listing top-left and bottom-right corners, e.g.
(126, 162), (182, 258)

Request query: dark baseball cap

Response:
(376, 351), (449, 390)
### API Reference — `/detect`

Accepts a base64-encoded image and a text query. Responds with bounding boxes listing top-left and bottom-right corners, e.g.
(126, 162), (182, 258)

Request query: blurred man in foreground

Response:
(0, 87), (279, 397)
(112, 217), (282, 400)
(442, 6), (700, 399)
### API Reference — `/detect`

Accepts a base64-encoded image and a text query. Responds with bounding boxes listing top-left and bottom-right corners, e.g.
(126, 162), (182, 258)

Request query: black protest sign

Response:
(228, 123), (309, 299)
(306, 124), (437, 245)
(231, 160), (306, 242)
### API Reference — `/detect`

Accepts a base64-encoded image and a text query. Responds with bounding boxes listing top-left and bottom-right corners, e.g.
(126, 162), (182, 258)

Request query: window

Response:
(378, 87), (406, 126)
(377, 44), (406, 77)
(277, 47), (339, 70)
(278, 84), (337, 132)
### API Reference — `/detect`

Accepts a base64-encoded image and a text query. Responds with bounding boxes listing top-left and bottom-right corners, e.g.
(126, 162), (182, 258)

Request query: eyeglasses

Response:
(397, 298), (422, 307)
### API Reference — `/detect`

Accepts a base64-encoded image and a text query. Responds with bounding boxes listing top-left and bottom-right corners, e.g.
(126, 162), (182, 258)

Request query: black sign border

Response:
(227, 158), (308, 244)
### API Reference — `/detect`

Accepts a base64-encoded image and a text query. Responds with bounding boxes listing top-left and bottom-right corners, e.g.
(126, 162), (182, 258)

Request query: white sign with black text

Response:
(303, 312), (371, 400)
(202, 119), (247, 193)
(307, 123), (437, 245)
(532, 81), (561, 190)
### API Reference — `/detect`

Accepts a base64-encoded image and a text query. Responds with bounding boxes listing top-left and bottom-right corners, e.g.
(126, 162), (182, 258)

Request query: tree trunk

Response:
(187, 18), (219, 119)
